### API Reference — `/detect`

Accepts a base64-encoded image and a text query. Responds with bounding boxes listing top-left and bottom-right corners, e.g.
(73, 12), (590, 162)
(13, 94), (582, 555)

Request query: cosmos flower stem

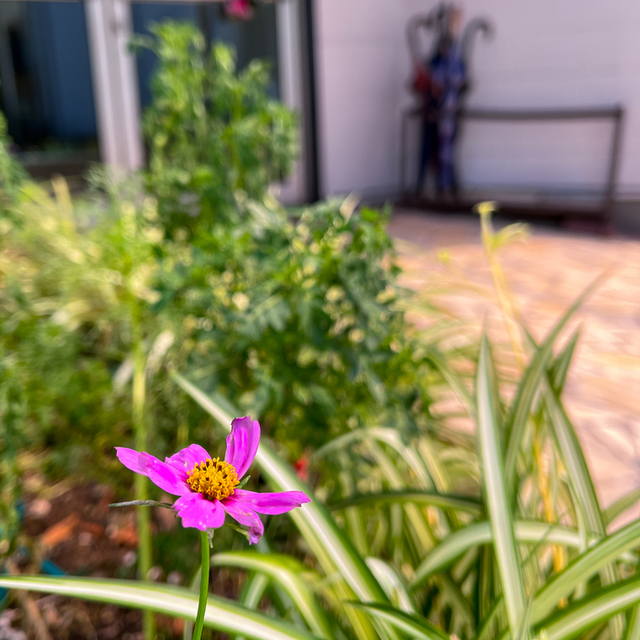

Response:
(192, 530), (211, 640)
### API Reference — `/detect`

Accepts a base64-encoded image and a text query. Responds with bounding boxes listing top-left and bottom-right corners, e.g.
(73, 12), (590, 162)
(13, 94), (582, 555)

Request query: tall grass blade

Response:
(210, 552), (335, 640)
(0, 576), (321, 640)
(329, 491), (482, 515)
(412, 521), (600, 589)
(477, 335), (526, 637)
(349, 602), (450, 640)
(532, 518), (640, 623)
(537, 576), (640, 640)
(504, 280), (600, 487)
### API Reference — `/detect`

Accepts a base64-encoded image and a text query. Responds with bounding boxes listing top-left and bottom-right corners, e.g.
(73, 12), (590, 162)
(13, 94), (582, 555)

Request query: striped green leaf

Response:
(233, 574), (270, 640)
(525, 317), (622, 636)
(605, 487), (640, 525)
(314, 426), (459, 533)
(549, 328), (580, 393)
(349, 602), (450, 640)
(537, 576), (640, 640)
(531, 517), (640, 623)
(624, 605), (640, 640)
(504, 280), (600, 487)
(365, 439), (434, 556)
(528, 348), (605, 537)
(411, 521), (602, 589)
(329, 490), (482, 515)
(210, 551), (335, 640)
(477, 335), (526, 637)
(0, 575), (320, 640)
(541, 374), (621, 636)
(313, 428), (434, 490)
(365, 558), (417, 614)
(425, 347), (474, 414)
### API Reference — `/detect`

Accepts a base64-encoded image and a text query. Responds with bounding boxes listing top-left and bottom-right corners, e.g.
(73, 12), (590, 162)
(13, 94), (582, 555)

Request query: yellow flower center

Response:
(187, 458), (239, 501)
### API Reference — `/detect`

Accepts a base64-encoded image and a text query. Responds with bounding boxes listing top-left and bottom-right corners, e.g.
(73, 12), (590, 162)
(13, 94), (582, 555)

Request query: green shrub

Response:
(154, 196), (433, 454)
(134, 21), (298, 237)
(0, 21), (434, 472)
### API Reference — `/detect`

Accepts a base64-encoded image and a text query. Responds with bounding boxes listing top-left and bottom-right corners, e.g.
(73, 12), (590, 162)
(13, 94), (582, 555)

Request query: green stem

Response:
(192, 530), (211, 640)
(133, 334), (155, 640)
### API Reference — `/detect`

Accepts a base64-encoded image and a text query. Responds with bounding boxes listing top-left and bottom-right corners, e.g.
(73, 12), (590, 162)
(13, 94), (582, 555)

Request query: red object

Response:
(224, 0), (254, 21)
(295, 453), (310, 482)
(413, 65), (430, 94)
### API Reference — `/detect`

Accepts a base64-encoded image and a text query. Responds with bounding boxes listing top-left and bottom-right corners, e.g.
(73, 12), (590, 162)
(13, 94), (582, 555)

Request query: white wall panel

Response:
(314, 0), (640, 199)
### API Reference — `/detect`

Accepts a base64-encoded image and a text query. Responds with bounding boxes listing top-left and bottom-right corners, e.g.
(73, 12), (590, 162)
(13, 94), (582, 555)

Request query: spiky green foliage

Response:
(5, 304), (640, 640)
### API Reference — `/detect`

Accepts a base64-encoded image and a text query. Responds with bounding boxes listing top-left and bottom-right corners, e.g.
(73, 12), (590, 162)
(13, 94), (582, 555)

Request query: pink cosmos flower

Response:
(115, 417), (310, 544)
(224, 0), (254, 21)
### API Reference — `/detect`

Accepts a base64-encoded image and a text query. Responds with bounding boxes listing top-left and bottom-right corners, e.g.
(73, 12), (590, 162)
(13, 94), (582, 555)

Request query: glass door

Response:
(0, 0), (311, 201)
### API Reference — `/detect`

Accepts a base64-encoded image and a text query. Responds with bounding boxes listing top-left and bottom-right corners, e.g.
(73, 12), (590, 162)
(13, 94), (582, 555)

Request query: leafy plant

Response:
(134, 21), (298, 237)
(157, 196), (434, 455)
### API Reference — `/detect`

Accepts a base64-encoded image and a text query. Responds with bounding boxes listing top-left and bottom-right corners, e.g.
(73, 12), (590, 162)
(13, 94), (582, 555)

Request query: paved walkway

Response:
(389, 209), (640, 523)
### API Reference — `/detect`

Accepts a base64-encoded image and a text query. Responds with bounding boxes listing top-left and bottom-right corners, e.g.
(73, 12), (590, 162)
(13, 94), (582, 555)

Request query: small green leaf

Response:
(109, 500), (175, 510)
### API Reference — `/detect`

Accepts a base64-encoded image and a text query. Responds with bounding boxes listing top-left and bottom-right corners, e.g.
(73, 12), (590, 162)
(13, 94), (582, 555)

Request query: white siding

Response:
(313, 0), (640, 199)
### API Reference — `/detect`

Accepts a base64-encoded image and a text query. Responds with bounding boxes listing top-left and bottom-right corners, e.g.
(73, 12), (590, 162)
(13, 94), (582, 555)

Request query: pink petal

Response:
(115, 447), (188, 496)
(225, 417), (260, 478)
(165, 444), (210, 477)
(174, 493), (225, 531)
(115, 447), (152, 475)
(221, 496), (264, 544)
(234, 490), (311, 515)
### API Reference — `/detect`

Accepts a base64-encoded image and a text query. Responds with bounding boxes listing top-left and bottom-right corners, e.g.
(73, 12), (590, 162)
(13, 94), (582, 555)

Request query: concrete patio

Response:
(389, 208), (640, 523)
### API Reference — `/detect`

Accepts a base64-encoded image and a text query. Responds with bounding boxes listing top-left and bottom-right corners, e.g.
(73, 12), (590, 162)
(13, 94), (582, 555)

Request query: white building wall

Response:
(313, 0), (640, 200)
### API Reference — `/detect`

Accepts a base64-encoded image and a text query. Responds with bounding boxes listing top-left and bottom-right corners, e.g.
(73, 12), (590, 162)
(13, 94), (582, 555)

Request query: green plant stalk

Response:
(193, 531), (211, 640)
(477, 202), (526, 369)
(133, 334), (155, 640)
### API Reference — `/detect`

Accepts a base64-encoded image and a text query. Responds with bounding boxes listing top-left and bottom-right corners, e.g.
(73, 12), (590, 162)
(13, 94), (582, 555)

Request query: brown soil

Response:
(7, 482), (242, 640)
